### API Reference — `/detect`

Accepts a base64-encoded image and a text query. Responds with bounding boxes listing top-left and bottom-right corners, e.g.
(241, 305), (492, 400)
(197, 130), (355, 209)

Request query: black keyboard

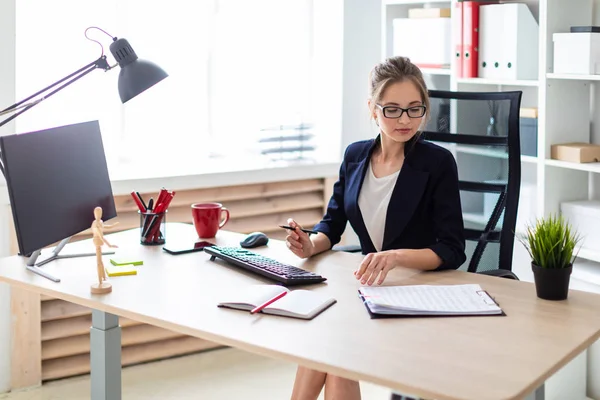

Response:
(204, 246), (326, 286)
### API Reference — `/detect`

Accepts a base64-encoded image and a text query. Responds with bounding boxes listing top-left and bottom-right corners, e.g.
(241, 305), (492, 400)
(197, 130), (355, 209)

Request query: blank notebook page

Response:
(222, 285), (288, 308)
(360, 284), (500, 313)
(266, 290), (335, 317)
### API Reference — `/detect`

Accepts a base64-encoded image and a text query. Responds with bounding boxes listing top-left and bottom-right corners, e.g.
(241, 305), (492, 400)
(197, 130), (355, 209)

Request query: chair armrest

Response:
(332, 244), (362, 253)
(477, 269), (520, 280)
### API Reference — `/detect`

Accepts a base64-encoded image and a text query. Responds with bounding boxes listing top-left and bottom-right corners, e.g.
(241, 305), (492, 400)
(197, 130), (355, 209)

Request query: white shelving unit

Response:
(419, 67), (451, 76)
(382, 0), (542, 248)
(455, 144), (538, 163)
(383, 0), (450, 5)
(382, 0), (600, 398)
(382, 0), (600, 273)
(547, 72), (600, 81)
(455, 77), (540, 87)
(546, 158), (600, 173)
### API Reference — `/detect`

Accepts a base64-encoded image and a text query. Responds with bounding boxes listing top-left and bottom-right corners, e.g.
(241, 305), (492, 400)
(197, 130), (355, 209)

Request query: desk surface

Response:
(1, 224), (600, 400)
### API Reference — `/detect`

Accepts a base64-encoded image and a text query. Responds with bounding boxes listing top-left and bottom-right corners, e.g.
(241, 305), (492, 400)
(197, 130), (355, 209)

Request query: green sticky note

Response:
(106, 265), (138, 277)
(110, 257), (143, 266)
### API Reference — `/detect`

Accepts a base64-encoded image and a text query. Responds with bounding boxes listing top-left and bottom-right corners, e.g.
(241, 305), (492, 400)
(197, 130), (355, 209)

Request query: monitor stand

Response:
(25, 236), (116, 282)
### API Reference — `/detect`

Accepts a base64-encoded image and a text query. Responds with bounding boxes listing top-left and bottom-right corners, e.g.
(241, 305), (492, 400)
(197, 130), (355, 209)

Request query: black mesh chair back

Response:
(422, 90), (522, 277)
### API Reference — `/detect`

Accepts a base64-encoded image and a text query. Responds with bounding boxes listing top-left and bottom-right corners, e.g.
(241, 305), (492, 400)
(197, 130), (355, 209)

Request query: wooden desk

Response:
(1, 224), (600, 400)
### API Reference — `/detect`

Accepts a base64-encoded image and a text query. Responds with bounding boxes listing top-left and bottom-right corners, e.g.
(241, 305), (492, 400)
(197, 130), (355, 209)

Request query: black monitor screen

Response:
(0, 120), (117, 256)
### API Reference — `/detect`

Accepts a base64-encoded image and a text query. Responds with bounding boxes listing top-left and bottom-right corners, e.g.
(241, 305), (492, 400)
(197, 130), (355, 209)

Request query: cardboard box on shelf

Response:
(519, 107), (538, 118)
(408, 8), (451, 18)
(550, 142), (600, 163)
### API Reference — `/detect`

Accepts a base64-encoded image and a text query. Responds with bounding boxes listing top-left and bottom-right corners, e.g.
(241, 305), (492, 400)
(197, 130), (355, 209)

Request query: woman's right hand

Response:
(284, 218), (315, 259)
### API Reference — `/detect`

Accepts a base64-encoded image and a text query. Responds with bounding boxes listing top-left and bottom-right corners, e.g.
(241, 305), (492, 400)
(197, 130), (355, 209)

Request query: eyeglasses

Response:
(376, 104), (426, 119)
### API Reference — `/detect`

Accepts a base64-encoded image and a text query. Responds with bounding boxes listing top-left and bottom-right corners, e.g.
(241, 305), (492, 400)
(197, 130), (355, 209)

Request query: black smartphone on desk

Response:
(163, 241), (215, 255)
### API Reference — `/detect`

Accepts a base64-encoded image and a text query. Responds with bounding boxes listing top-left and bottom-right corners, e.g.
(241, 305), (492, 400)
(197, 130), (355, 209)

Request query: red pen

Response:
(155, 188), (168, 209)
(149, 191), (176, 241)
(130, 192), (146, 213)
(250, 291), (287, 314)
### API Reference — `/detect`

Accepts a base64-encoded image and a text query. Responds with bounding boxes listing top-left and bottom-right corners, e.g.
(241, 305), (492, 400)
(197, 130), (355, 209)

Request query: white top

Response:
(357, 161), (400, 251)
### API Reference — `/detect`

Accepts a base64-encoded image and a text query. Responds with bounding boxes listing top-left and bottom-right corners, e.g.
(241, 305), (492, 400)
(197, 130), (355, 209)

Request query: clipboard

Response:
(357, 289), (507, 319)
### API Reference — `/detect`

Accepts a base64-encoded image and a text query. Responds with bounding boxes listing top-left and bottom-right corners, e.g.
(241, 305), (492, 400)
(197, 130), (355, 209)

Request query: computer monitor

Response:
(0, 120), (117, 282)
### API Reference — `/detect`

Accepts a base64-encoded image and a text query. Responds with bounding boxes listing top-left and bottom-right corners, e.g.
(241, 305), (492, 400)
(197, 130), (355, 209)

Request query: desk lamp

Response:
(0, 27), (167, 281)
(0, 27), (168, 173)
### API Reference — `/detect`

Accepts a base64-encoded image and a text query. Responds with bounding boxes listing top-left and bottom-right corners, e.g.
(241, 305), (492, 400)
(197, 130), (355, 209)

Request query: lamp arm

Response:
(0, 99), (45, 117)
(0, 56), (111, 129)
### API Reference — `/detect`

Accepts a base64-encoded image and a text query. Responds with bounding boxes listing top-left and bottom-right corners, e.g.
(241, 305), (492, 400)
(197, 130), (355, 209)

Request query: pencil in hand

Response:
(279, 225), (319, 235)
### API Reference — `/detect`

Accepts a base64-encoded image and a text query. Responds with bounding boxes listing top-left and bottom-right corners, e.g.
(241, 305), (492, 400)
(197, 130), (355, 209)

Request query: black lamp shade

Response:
(109, 38), (168, 103)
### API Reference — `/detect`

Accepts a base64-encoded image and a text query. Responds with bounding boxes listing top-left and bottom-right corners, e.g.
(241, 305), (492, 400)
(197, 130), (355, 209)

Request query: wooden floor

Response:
(0, 348), (395, 400)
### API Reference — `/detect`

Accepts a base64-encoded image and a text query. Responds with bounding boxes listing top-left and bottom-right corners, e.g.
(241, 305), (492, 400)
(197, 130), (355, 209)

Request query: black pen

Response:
(279, 225), (319, 235)
(136, 191), (147, 210)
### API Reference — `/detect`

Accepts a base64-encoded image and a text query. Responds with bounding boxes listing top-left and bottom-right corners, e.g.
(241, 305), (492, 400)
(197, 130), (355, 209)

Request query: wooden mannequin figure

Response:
(90, 206), (119, 294)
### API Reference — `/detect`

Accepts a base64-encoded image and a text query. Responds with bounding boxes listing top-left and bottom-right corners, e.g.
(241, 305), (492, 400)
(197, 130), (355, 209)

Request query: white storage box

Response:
(553, 32), (600, 74)
(560, 200), (600, 249)
(393, 18), (451, 68)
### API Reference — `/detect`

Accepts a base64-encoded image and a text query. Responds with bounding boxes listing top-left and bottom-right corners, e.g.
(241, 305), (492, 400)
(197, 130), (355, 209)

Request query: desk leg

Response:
(524, 384), (545, 400)
(90, 310), (121, 400)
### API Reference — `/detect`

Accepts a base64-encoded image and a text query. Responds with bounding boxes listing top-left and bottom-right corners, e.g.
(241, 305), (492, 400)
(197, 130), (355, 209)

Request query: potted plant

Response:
(518, 214), (581, 300)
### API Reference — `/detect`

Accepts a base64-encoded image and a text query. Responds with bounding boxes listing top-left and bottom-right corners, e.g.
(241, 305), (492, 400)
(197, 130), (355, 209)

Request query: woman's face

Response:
(372, 80), (426, 144)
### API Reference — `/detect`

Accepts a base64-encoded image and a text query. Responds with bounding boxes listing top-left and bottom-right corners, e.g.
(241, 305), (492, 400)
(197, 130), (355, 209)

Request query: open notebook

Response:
(359, 284), (504, 318)
(218, 285), (336, 320)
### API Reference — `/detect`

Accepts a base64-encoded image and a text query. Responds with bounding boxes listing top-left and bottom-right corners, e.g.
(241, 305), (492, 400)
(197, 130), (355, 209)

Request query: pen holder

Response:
(139, 210), (167, 245)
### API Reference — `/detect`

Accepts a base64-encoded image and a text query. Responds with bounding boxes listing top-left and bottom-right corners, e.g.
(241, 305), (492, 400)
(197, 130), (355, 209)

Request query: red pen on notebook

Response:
(250, 291), (287, 314)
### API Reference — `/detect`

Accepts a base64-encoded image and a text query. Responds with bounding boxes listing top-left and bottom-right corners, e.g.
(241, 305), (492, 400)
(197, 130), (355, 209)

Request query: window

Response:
(14, 0), (325, 176)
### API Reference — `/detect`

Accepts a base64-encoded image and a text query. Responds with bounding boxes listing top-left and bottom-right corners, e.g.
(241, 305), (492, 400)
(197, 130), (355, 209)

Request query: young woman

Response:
(285, 56), (466, 400)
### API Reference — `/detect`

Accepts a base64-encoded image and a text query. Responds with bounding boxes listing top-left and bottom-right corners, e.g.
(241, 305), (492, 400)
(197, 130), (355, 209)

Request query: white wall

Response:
(340, 0), (381, 153)
(338, 0), (382, 246)
(0, 0), (15, 392)
(311, 0), (344, 162)
(0, 0), (16, 133)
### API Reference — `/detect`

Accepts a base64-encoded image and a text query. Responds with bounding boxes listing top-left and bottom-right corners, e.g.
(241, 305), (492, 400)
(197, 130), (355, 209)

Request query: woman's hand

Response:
(354, 250), (400, 285)
(284, 218), (315, 259)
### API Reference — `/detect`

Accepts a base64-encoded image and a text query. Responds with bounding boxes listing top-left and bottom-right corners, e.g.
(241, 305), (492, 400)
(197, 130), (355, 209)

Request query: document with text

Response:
(359, 284), (503, 316)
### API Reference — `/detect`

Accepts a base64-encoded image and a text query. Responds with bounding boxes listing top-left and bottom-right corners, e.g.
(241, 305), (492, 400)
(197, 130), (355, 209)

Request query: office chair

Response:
(334, 89), (523, 280)
(389, 89), (523, 400)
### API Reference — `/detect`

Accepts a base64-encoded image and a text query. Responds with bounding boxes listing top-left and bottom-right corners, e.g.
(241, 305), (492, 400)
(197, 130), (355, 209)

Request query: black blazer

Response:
(314, 136), (466, 271)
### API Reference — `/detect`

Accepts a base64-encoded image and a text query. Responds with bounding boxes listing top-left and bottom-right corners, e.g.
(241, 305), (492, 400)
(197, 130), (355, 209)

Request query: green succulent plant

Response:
(518, 214), (581, 269)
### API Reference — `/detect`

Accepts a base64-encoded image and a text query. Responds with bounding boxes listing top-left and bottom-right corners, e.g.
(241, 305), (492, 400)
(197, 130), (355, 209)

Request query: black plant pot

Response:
(531, 262), (572, 300)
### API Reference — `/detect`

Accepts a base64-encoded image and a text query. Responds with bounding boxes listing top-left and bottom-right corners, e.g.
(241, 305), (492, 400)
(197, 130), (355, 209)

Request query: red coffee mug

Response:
(191, 203), (230, 238)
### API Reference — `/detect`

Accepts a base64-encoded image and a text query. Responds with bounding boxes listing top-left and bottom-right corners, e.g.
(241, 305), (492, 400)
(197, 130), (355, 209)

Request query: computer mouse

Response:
(240, 232), (269, 248)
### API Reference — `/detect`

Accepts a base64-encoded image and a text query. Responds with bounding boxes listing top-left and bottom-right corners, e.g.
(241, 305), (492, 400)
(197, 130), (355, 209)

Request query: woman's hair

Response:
(368, 56), (430, 147)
